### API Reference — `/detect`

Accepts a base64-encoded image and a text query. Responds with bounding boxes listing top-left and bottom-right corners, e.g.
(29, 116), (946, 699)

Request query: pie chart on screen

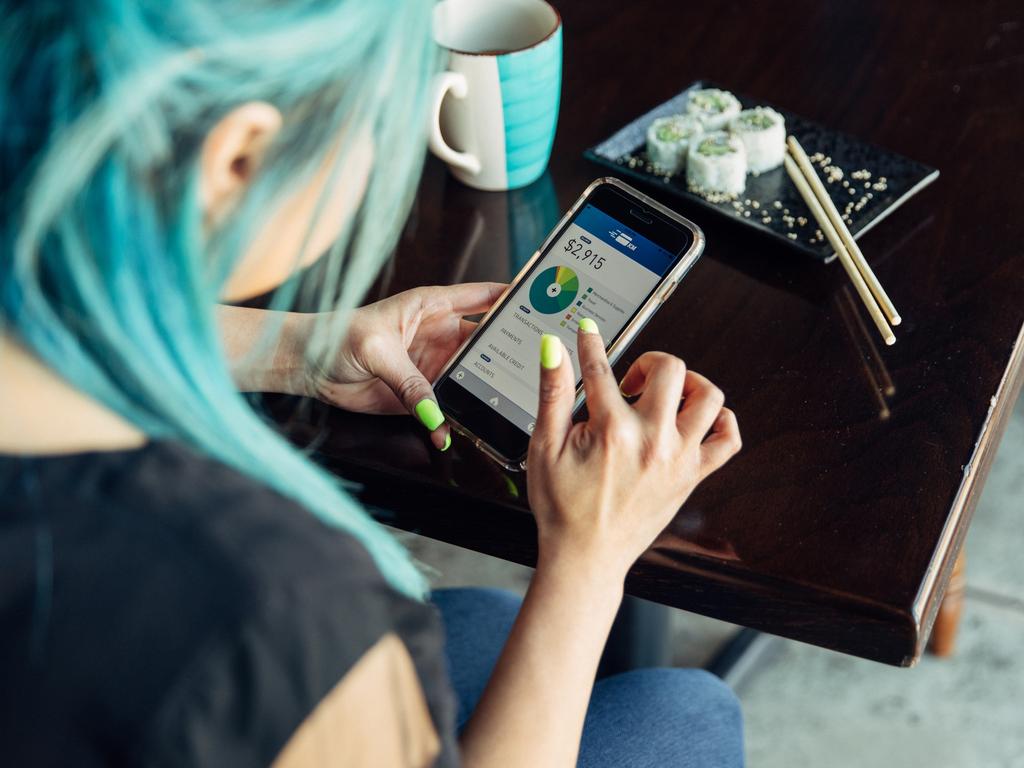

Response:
(529, 266), (579, 314)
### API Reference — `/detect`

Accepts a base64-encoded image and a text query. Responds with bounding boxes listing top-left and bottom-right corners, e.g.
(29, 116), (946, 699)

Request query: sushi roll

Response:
(729, 107), (786, 174)
(645, 114), (704, 174)
(686, 131), (747, 197)
(685, 88), (741, 131)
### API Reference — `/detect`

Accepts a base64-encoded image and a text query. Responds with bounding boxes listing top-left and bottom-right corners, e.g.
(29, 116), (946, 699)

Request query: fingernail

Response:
(414, 398), (445, 431)
(540, 334), (562, 369)
(619, 379), (634, 397)
(441, 433), (452, 452)
(579, 317), (599, 335)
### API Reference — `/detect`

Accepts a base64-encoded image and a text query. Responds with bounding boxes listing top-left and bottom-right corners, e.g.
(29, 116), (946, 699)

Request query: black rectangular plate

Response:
(584, 80), (939, 262)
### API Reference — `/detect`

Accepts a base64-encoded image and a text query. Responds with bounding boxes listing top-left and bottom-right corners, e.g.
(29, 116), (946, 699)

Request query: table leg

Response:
(598, 596), (673, 677)
(928, 551), (966, 657)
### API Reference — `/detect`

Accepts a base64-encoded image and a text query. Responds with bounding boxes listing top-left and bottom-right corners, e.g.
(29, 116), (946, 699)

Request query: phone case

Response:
(433, 177), (706, 471)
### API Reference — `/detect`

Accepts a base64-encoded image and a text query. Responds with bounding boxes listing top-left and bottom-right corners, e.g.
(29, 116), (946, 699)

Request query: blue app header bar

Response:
(573, 204), (677, 276)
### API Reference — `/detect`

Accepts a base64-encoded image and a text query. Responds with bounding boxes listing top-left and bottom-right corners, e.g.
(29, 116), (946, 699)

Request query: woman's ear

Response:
(200, 102), (283, 224)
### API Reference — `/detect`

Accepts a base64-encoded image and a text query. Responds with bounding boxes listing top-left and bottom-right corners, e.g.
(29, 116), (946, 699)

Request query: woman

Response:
(1, 1), (743, 766)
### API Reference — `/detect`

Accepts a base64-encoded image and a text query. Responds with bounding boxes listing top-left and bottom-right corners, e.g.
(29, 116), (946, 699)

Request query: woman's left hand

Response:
(314, 283), (506, 450)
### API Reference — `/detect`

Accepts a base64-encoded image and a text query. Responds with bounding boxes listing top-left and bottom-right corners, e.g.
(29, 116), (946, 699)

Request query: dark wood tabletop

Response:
(277, 0), (1024, 666)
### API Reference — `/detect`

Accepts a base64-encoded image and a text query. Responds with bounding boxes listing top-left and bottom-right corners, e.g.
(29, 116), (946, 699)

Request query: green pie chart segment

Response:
(529, 266), (580, 314)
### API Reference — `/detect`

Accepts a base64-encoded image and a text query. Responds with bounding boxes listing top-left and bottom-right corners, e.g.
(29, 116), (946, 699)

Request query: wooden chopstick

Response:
(783, 152), (896, 345)
(787, 136), (901, 327)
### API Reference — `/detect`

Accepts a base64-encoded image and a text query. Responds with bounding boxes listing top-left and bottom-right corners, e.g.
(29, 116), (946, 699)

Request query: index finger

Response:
(576, 318), (625, 421)
(530, 334), (575, 459)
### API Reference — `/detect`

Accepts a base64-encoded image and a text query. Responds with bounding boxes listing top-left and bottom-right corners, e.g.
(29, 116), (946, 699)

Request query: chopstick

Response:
(783, 137), (898, 345)
(787, 137), (900, 327)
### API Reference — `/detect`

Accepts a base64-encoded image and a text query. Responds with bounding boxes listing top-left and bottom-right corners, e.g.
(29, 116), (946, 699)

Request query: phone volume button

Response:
(658, 282), (679, 302)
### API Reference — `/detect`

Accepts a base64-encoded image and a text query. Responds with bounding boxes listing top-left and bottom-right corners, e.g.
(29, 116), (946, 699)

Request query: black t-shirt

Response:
(0, 441), (458, 767)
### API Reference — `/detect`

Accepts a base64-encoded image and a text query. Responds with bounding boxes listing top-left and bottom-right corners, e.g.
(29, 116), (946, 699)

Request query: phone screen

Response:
(442, 199), (684, 440)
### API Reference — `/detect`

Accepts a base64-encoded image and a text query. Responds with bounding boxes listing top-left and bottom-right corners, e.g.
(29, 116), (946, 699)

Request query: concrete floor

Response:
(398, 395), (1024, 767)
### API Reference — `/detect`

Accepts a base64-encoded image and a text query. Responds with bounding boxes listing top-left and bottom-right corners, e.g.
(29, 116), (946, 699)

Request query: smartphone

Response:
(433, 177), (704, 470)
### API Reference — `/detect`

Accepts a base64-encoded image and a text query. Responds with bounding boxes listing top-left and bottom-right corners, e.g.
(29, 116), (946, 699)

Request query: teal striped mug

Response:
(430, 0), (562, 191)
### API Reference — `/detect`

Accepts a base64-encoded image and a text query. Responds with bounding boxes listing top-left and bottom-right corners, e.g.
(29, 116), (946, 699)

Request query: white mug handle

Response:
(428, 71), (482, 175)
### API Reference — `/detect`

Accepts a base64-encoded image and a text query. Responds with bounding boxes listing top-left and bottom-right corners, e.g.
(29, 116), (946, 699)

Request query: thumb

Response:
(373, 353), (451, 452)
(530, 333), (574, 460)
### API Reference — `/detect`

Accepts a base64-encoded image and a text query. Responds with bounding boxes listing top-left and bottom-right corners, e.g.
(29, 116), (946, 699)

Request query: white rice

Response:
(728, 107), (786, 174)
(686, 131), (747, 196)
(645, 114), (704, 174)
(685, 88), (741, 131)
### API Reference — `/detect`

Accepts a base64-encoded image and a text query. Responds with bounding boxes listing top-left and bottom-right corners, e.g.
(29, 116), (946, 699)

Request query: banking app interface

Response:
(447, 204), (679, 435)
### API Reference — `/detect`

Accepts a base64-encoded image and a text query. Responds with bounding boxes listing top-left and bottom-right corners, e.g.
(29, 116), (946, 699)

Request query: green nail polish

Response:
(415, 398), (444, 431)
(579, 317), (599, 335)
(441, 433), (451, 452)
(540, 334), (562, 369)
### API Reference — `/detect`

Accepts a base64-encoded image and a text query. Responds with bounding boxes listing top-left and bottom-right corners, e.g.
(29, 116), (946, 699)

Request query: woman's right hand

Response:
(527, 320), (741, 581)
(464, 321), (740, 767)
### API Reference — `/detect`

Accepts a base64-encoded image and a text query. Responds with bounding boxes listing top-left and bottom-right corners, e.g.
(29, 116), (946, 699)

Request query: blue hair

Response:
(1, 0), (438, 598)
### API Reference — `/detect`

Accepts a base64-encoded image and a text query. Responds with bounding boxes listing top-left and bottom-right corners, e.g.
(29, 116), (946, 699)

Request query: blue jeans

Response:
(433, 587), (744, 768)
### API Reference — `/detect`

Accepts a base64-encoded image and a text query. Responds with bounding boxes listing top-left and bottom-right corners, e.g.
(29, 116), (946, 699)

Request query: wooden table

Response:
(278, 0), (1024, 666)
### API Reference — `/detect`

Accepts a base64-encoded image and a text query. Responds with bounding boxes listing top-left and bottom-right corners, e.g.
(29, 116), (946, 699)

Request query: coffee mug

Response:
(430, 0), (562, 191)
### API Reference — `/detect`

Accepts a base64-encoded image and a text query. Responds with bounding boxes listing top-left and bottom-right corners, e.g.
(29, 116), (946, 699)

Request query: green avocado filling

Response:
(654, 119), (695, 142)
(739, 110), (775, 130)
(697, 135), (736, 156)
(692, 90), (730, 113)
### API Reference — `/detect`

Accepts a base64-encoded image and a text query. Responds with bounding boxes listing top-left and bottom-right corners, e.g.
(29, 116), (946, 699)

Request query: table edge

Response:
(912, 318), (1024, 656)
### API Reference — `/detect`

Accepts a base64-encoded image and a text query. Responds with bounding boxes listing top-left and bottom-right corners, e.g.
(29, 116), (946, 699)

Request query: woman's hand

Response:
(527, 320), (741, 580)
(219, 283), (504, 451)
(460, 322), (739, 767)
(314, 283), (506, 450)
